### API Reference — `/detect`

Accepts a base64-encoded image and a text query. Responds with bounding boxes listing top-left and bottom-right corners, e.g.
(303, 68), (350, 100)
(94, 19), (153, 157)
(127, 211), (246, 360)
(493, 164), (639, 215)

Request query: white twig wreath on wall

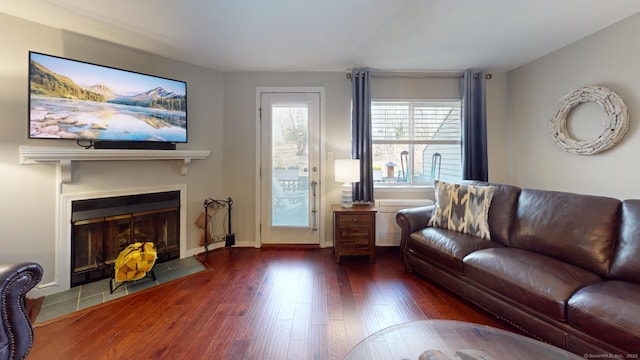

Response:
(550, 85), (629, 155)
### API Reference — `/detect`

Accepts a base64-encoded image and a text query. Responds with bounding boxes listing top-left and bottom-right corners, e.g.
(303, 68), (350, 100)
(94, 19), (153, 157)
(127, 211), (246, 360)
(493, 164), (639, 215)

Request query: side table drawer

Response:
(338, 234), (370, 246)
(337, 226), (371, 239)
(338, 214), (372, 226)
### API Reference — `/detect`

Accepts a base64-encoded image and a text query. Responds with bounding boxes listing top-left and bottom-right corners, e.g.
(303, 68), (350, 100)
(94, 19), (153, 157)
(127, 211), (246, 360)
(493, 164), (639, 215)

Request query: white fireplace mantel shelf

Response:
(19, 146), (211, 184)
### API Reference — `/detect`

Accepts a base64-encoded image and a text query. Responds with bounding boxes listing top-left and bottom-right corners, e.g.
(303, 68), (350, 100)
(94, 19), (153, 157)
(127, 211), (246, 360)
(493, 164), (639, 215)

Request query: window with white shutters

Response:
(371, 100), (462, 185)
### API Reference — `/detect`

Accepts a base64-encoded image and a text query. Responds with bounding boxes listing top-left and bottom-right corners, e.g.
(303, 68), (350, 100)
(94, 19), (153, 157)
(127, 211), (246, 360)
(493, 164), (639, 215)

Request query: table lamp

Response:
(335, 159), (360, 208)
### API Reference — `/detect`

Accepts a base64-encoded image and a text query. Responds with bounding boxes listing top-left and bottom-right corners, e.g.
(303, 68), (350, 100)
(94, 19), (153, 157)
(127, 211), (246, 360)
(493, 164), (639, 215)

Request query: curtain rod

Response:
(345, 72), (492, 80)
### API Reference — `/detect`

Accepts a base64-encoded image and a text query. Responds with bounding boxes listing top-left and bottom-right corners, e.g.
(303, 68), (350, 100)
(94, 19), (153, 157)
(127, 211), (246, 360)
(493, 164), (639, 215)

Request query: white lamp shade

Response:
(334, 159), (361, 183)
(335, 159), (360, 208)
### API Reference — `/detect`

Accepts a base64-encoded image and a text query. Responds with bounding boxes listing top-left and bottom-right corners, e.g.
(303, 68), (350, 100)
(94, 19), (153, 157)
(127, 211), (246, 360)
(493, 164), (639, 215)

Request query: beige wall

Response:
(0, 14), (224, 294)
(507, 13), (640, 198)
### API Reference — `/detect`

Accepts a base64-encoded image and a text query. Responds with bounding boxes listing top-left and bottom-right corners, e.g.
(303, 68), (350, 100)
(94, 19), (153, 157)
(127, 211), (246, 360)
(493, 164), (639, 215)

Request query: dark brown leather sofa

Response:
(396, 182), (640, 356)
(0, 262), (43, 360)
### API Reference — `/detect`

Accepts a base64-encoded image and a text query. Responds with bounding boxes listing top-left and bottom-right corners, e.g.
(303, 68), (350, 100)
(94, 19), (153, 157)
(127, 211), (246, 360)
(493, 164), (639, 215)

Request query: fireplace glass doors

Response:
(71, 191), (180, 287)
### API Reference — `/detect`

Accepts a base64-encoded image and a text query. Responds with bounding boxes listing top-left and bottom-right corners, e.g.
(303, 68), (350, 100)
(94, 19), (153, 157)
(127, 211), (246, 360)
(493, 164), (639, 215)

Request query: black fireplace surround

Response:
(71, 191), (180, 287)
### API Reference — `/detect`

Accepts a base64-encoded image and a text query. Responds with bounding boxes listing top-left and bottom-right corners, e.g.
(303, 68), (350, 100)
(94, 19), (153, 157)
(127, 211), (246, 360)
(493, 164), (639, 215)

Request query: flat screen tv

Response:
(29, 51), (187, 148)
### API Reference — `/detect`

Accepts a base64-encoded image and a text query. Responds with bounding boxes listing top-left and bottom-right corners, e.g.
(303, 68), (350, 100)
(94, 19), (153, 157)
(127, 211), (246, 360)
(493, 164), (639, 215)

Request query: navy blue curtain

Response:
(461, 69), (488, 181)
(351, 68), (374, 203)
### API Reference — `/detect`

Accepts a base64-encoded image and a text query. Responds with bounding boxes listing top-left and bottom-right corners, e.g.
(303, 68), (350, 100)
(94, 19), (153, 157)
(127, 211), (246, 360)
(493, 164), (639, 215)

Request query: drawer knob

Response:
(352, 218), (358, 222)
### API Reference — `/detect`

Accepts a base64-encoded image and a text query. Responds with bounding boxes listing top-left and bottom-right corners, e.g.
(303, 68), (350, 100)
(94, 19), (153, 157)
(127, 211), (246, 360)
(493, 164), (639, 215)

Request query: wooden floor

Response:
(30, 247), (517, 360)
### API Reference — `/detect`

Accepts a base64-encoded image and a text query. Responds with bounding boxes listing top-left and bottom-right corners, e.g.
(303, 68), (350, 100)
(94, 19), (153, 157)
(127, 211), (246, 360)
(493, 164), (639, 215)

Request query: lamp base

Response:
(341, 183), (353, 208)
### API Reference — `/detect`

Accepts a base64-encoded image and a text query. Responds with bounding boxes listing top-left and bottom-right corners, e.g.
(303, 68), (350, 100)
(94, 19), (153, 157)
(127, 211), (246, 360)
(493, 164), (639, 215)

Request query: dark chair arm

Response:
(396, 205), (435, 267)
(0, 262), (43, 360)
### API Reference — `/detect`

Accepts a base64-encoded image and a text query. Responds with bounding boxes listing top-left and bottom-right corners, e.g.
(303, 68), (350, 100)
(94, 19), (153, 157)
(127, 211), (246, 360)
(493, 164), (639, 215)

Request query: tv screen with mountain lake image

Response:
(29, 52), (187, 143)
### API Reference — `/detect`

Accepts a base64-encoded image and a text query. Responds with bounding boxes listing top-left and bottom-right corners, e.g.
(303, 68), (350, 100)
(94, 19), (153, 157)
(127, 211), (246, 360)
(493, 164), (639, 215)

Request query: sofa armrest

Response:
(0, 262), (43, 360)
(396, 205), (435, 267)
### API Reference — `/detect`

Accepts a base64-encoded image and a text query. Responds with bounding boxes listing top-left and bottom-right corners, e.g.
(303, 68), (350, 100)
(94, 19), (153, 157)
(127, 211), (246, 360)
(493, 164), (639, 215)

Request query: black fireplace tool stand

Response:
(203, 197), (234, 257)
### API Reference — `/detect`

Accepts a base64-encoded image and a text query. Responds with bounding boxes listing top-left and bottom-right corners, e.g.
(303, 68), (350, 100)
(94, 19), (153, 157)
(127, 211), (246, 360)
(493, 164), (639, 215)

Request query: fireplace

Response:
(70, 191), (180, 287)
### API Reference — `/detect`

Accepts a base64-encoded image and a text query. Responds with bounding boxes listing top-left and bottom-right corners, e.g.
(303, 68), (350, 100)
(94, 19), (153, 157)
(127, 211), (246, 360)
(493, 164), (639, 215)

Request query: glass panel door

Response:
(260, 91), (321, 245)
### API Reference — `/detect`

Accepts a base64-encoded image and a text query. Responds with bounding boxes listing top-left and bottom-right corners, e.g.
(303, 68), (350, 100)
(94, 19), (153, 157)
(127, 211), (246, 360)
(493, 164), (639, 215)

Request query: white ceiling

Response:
(3, 0), (640, 73)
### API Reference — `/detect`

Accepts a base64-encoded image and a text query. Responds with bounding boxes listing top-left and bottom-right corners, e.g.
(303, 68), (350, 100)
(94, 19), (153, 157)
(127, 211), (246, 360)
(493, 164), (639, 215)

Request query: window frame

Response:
(371, 98), (462, 188)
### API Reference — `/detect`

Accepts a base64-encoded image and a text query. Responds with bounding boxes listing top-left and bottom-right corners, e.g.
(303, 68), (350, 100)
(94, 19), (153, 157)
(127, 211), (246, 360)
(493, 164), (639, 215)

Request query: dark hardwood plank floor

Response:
(30, 247), (517, 359)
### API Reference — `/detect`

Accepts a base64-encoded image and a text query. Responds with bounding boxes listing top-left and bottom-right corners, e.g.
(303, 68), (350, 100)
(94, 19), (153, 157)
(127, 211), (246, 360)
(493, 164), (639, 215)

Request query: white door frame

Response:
(255, 87), (327, 248)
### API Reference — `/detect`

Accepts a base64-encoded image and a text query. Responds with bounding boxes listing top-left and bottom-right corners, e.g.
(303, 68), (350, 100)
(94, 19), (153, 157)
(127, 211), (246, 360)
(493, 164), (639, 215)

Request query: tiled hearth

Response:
(36, 256), (205, 323)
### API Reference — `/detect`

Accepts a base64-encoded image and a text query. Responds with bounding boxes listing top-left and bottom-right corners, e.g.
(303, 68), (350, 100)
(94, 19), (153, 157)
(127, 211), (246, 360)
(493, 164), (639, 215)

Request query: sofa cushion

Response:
(464, 248), (602, 321)
(464, 182), (521, 246)
(568, 281), (640, 352)
(511, 189), (620, 277)
(429, 181), (495, 240)
(408, 227), (503, 275)
(611, 200), (640, 283)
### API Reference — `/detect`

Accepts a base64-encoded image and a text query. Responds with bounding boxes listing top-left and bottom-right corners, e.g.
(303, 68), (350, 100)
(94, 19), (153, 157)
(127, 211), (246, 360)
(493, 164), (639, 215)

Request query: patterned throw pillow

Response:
(428, 180), (495, 240)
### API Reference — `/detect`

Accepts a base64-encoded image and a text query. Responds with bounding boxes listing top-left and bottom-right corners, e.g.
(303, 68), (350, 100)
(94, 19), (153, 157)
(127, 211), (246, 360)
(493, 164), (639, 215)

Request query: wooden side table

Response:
(332, 204), (377, 263)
